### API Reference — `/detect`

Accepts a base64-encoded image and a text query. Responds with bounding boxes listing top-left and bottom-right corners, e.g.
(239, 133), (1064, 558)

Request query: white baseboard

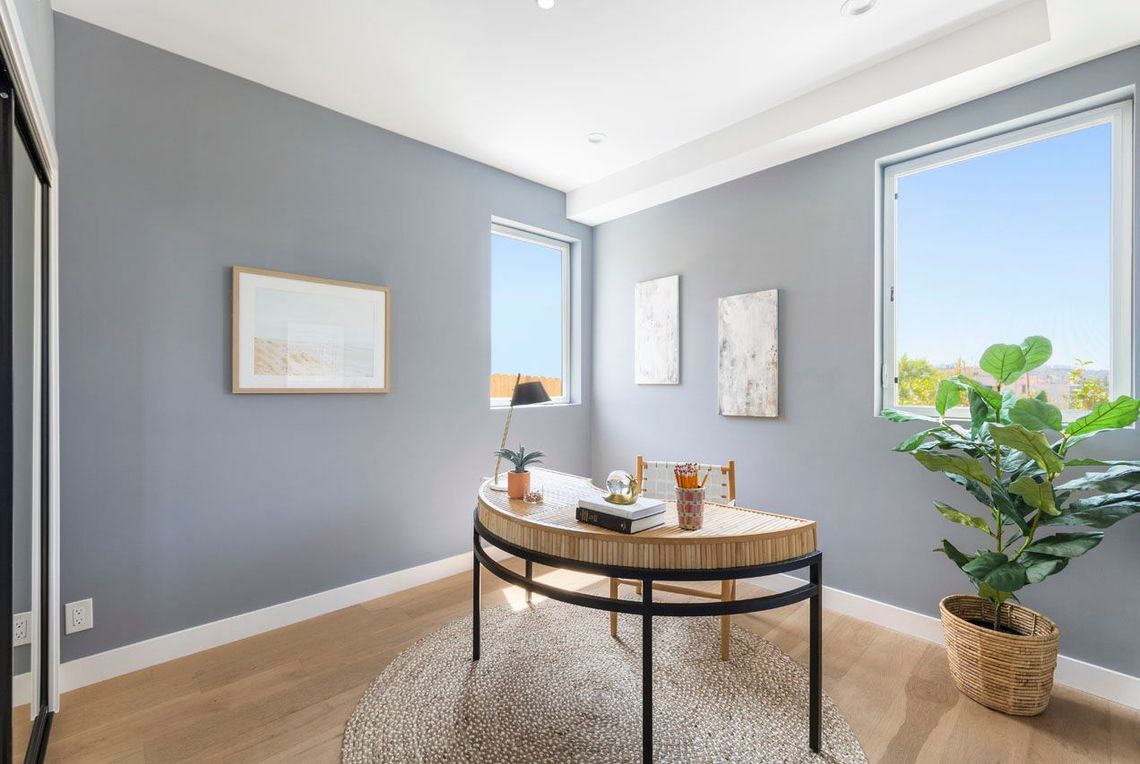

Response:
(59, 547), (512, 696)
(751, 573), (1140, 711)
(54, 549), (1137, 712)
(12, 672), (29, 707)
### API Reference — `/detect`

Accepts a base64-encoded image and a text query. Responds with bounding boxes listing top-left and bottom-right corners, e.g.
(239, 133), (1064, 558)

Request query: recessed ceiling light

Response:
(840, 0), (876, 16)
(586, 132), (607, 144)
(536, 0), (555, 9)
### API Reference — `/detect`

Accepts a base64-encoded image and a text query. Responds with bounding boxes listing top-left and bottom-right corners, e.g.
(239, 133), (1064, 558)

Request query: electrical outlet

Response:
(66, 599), (93, 635)
(12, 612), (30, 647)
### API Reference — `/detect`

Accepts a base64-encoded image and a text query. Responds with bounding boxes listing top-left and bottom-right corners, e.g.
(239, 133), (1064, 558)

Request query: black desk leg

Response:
(525, 559), (533, 604)
(809, 559), (822, 752)
(642, 580), (653, 764)
(472, 532), (481, 661)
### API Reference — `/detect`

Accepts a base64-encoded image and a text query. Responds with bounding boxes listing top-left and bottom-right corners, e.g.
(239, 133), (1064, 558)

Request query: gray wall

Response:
(14, 0), (53, 128)
(592, 46), (1140, 676)
(55, 15), (592, 661)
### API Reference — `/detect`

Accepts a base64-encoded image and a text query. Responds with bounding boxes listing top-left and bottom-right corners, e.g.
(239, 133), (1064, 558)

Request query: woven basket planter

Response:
(939, 595), (1059, 716)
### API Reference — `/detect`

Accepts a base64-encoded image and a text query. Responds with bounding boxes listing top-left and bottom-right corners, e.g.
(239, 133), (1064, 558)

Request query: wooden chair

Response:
(609, 457), (738, 660)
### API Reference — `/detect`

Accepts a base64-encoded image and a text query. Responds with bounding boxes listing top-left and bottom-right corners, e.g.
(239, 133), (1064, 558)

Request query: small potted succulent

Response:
(884, 335), (1139, 715)
(494, 445), (545, 499)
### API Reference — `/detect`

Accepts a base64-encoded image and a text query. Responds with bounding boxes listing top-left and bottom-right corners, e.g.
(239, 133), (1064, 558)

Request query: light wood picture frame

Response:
(232, 266), (390, 394)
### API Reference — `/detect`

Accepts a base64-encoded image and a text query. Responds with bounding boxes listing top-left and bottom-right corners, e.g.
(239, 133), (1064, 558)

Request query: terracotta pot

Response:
(939, 595), (1059, 716)
(507, 470), (531, 499)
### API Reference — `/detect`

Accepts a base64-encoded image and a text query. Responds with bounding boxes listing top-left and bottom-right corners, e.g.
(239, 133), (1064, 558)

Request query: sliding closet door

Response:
(0, 59), (52, 763)
(0, 66), (12, 763)
(11, 95), (44, 760)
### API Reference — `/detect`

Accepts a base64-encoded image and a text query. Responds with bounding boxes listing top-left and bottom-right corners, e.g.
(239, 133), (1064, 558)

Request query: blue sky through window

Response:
(896, 122), (1112, 371)
(491, 233), (564, 380)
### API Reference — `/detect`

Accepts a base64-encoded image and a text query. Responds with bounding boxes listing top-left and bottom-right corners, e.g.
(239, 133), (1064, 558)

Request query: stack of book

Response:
(576, 495), (666, 534)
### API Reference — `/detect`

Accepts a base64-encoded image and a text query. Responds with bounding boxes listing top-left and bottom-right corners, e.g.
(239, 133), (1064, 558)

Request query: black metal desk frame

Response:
(472, 511), (822, 763)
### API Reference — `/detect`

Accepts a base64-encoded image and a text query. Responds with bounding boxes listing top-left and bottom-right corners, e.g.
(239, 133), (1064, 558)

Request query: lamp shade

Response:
(511, 380), (552, 406)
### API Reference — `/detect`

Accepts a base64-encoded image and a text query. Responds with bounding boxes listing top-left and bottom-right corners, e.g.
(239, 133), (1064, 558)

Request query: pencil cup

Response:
(676, 487), (705, 530)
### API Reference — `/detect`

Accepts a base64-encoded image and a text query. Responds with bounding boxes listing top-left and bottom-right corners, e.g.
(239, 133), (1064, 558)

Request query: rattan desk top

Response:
(477, 469), (816, 570)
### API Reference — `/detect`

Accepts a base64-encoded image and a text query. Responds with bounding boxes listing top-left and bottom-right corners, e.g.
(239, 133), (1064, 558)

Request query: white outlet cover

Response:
(66, 598), (93, 635)
(12, 612), (30, 647)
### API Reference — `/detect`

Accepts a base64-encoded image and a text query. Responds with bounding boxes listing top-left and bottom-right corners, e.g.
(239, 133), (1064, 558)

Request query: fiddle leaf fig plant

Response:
(884, 335), (1140, 628)
(494, 445), (545, 473)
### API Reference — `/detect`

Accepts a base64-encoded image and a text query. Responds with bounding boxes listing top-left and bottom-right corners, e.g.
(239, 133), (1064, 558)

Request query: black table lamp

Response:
(489, 374), (552, 491)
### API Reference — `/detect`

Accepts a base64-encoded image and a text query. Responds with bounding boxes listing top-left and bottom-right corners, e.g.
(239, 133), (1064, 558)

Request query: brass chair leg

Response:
(720, 579), (735, 661)
(609, 577), (619, 637)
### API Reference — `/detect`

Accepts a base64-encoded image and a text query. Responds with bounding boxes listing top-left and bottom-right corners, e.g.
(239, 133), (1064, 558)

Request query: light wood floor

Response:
(35, 560), (1140, 762)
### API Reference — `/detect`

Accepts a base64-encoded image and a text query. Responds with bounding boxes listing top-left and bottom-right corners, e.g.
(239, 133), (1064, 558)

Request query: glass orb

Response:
(605, 470), (638, 504)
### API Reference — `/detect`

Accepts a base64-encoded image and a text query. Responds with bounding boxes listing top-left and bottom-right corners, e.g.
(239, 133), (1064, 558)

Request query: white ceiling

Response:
(53, 0), (1140, 224)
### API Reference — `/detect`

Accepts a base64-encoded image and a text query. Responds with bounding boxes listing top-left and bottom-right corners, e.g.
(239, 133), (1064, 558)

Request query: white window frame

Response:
(877, 98), (1134, 421)
(490, 222), (571, 407)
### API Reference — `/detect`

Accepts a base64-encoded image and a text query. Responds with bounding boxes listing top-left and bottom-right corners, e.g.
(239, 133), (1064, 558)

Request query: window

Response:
(879, 101), (1133, 418)
(490, 223), (570, 405)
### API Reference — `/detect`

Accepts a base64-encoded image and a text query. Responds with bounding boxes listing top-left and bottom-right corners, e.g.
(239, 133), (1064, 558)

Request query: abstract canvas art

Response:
(717, 289), (778, 417)
(634, 274), (680, 384)
(232, 267), (390, 393)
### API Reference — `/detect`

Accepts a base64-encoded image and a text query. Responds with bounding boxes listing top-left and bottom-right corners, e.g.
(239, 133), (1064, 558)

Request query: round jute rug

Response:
(342, 599), (867, 763)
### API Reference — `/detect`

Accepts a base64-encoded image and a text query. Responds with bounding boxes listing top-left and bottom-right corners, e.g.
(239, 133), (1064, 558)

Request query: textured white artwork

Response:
(634, 275), (680, 384)
(718, 289), (778, 417)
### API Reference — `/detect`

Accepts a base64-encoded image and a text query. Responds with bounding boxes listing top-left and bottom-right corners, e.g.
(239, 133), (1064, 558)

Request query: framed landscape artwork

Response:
(717, 289), (778, 417)
(232, 266), (390, 393)
(634, 274), (680, 384)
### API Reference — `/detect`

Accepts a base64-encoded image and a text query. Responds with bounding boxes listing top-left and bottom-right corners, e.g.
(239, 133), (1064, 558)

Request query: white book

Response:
(626, 514), (666, 533)
(578, 495), (666, 520)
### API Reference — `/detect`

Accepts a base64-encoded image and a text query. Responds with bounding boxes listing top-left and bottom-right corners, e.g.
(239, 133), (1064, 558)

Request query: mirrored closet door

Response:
(0, 58), (54, 763)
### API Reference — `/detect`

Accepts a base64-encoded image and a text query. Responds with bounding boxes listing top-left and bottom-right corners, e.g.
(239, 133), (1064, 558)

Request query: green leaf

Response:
(998, 390), (1018, 424)
(1064, 458), (1140, 468)
(1009, 397), (1063, 432)
(928, 430), (986, 458)
(1007, 475), (1059, 516)
(962, 551), (1008, 578)
(968, 391), (990, 438)
(1057, 464), (1140, 492)
(984, 562), (1028, 593)
(977, 582), (1016, 606)
(893, 428), (939, 452)
(989, 423), (1064, 477)
(1024, 532), (1104, 558)
(1065, 396), (1140, 438)
(990, 480), (1031, 535)
(1020, 336), (1053, 372)
(913, 451), (992, 485)
(1020, 553), (1068, 583)
(934, 539), (972, 570)
(1047, 493), (1140, 529)
(980, 344), (1027, 385)
(934, 380), (962, 416)
(933, 501), (993, 535)
(1002, 448), (1042, 480)
(964, 552), (1027, 593)
(881, 408), (942, 424)
(952, 376), (1003, 413)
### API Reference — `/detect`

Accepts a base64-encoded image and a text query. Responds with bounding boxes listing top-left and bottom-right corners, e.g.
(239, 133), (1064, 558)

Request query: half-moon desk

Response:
(472, 469), (822, 763)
